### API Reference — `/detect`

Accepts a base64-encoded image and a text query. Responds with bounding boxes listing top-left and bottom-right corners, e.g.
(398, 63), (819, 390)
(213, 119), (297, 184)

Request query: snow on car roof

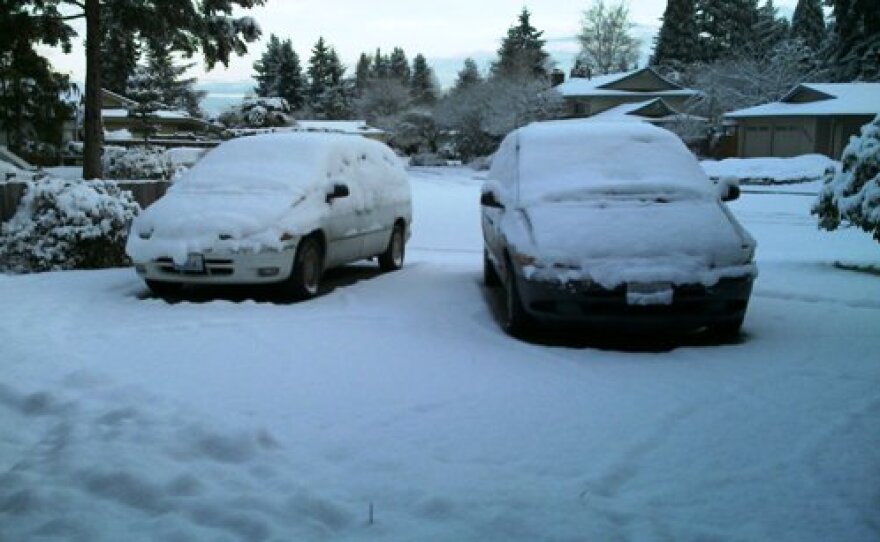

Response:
(489, 121), (713, 205)
(178, 131), (398, 195)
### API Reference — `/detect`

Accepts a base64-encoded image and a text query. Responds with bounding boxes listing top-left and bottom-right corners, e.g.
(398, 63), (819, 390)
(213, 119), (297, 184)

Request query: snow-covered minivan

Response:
(126, 132), (412, 299)
(480, 121), (757, 338)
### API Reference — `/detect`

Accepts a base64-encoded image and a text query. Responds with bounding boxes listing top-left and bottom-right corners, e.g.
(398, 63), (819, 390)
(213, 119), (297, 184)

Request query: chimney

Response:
(550, 69), (565, 87)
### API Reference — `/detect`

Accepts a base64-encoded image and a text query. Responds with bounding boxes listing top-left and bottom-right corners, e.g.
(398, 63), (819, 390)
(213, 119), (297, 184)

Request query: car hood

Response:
(126, 188), (316, 265)
(516, 198), (754, 287)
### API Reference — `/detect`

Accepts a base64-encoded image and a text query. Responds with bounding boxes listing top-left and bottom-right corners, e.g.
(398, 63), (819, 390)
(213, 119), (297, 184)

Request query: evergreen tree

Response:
(254, 35), (306, 109)
(492, 8), (550, 79)
(791, 0), (826, 50)
(453, 58), (483, 92)
(355, 53), (372, 92)
(372, 48), (390, 79)
(651, 0), (699, 67)
(410, 54), (437, 105)
(826, 0), (880, 81)
(307, 37), (349, 118)
(0, 24), (75, 157)
(577, 0), (642, 75)
(127, 45), (205, 116)
(813, 115), (880, 242)
(16, 0), (264, 179)
(100, 9), (139, 95)
(389, 47), (411, 84)
(696, 0), (760, 61)
(253, 35), (282, 97)
(752, 0), (790, 54)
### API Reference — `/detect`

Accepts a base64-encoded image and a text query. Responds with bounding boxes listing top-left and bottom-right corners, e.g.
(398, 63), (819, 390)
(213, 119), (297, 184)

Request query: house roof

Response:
(102, 108), (197, 121)
(228, 121), (385, 137)
(102, 88), (138, 107)
(555, 67), (699, 99)
(725, 83), (880, 118)
(587, 98), (706, 123)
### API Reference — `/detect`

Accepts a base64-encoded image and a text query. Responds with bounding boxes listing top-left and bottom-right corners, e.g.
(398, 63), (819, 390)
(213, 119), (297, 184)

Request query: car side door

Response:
(322, 169), (366, 268)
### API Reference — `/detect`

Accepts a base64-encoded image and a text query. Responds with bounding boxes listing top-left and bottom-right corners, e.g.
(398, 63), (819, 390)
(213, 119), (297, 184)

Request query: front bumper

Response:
(134, 248), (296, 285)
(516, 274), (754, 330)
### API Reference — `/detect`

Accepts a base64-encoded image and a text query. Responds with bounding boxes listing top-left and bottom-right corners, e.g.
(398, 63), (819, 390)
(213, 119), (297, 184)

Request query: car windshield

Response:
(515, 122), (714, 205)
(175, 134), (332, 195)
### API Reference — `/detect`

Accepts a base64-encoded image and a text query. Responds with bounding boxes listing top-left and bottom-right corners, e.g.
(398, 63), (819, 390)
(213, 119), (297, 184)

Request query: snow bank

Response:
(163, 147), (209, 170)
(490, 121), (713, 206)
(701, 155), (836, 185)
(126, 133), (409, 264)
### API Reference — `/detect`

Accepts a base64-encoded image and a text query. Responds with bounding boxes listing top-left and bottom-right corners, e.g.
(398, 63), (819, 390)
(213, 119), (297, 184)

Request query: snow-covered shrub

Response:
(0, 178), (140, 272)
(102, 146), (172, 180)
(218, 97), (291, 129)
(813, 115), (880, 243)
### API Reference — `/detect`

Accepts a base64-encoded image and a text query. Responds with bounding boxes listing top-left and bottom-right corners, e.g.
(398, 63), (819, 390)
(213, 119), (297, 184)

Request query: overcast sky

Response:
(41, 0), (801, 87)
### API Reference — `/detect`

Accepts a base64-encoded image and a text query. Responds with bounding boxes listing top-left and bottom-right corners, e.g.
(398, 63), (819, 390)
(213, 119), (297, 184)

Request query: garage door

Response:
(743, 126), (771, 157)
(772, 125), (811, 157)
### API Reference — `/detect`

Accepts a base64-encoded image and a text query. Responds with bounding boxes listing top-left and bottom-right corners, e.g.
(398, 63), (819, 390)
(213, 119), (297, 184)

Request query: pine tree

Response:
(826, 0), (880, 81)
(100, 10), (139, 95)
(355, 53), (372, 92)
(254, 36), (306, 109)
(752, 0), (790, 54)
(127, 45), (205, 116)
(492, 8), (550, 79)
(276, 40), (306, 110)
(696, 0), (760, 61)
(651, 0), (699, 67)
(0, 33), (75, 157)
(308, 37), (334, 103)
(791, 0), (826, 50)
(389, 47), (411, 84)
(813, 115), (880, 242)
(410, 54), (437, 105)
(254, 35), (282, 97)
(453, 58), (483, 92)
(308, 37), (349, 118)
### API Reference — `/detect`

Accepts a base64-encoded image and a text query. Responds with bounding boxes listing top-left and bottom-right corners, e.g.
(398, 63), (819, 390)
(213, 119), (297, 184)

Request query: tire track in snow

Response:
(754, 289), (880, 310)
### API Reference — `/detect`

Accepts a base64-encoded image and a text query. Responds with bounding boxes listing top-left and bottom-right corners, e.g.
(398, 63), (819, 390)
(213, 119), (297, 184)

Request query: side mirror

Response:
(480, 191), (504, 209)
(326, 183), (350, 203)
(716, 176), (740, 202)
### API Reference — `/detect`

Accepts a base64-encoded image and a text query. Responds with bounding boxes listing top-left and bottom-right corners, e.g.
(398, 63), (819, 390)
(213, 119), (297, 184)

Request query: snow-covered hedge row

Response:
(701, 155), (836, 185)
(813, 115), (880, 243)
(0, 178), (140, 272)
(102, 146), (172, 180)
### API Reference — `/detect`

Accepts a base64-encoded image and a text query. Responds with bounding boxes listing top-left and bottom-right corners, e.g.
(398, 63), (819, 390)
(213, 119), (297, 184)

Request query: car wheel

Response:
(706, 315), (745, 341)
(483, 249), (500, 287)
(145, 279), (183, 299)
(282, 236), (323, 300)
(502, 258), (532, 337)
(378, 223), (405, 272)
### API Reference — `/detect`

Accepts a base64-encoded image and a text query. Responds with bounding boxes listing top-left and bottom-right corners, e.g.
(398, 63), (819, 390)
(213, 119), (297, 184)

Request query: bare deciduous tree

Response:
(577, 0), (642, 75)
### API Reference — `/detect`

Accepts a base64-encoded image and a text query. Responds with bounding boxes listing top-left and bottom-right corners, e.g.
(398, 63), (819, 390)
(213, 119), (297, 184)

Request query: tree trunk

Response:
(82, 0), (103, 179)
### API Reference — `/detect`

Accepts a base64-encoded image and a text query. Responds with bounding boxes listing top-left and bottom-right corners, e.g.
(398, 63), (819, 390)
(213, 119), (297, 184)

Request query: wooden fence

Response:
(0, 180), (170, 223)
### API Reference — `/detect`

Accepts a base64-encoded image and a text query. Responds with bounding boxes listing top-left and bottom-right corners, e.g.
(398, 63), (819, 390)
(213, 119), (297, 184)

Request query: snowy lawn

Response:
(1, 166), (879, 541)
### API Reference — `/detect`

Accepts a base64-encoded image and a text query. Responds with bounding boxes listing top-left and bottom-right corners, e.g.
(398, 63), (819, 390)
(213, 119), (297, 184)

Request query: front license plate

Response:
(175, 254), (205, 273)
(626, 282), (673, 306)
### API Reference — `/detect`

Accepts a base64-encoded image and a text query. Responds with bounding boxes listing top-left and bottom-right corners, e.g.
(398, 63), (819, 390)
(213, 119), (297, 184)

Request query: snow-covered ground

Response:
(1, 166), (879, 541)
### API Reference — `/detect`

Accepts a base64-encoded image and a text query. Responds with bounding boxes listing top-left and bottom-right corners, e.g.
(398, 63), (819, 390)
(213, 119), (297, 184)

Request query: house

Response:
(227, 120), (387, 142)
(99, 89), (221, 146)
(582, 97), (706, 129)
(725, 83), (880, 158)
(554, 67), (701, 119)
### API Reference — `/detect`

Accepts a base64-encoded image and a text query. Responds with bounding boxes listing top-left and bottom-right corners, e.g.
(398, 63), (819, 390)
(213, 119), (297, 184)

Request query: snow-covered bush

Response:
(102, 146), (172, 180)
(813, 115), (880, 243)
(218, 97), (291, 129)
(0, 178), (140, 272)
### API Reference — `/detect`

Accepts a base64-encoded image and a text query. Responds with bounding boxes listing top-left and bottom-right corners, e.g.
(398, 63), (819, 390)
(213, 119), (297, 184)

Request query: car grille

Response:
(155, 258), (235, 277)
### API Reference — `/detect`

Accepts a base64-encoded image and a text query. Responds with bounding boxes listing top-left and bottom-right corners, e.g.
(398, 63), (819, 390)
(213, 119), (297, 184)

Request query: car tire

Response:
(282, 236), (323, 300)
(378, 223), (405, 272)
(502, 258), (532, 337)
(145, 279), (183, 299)
(484, 249), (500, 287)
(706, 315), (745, 341)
